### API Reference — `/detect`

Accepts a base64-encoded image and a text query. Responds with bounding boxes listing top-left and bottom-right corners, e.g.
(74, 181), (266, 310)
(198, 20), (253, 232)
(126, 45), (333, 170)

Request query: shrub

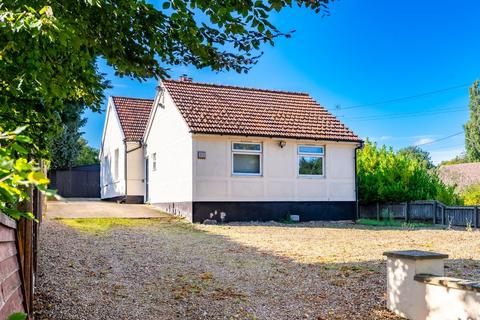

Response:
(357, 140), (462, 206)
(462, 184), (480, 205)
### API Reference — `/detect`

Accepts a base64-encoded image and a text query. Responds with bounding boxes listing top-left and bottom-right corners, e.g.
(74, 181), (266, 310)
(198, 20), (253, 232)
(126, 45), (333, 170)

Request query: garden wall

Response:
(359, 200), (479, 227)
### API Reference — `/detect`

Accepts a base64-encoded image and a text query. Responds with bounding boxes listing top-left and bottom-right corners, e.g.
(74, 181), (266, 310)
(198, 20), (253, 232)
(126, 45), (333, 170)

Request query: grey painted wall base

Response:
(151, 202), (193, 222)
(153, 201), (356, 223)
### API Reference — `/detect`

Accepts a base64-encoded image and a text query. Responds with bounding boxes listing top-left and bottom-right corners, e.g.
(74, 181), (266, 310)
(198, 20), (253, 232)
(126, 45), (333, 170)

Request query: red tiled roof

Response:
(112, 96), (153, 141)
(162, 80), (361, 142)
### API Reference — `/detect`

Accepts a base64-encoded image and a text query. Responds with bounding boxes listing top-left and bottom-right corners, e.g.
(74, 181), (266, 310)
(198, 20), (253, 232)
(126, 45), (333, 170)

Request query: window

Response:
(102, 155), (108, 184)
(114, 149), (119, 180)
(152, 153), (157, 171)
(232, 142), (262, 175)
(298, 145), (324, 176)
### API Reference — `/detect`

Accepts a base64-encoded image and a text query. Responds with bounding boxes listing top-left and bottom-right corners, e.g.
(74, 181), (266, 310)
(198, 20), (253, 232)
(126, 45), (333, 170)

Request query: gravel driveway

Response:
(47, 200), (164, 218)
(35, 216), (480, 320)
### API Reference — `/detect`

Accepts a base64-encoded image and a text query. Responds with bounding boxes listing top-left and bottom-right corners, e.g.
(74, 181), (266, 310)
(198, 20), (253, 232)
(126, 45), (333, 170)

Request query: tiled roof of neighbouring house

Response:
(112, 96), (154, 141)
(162, 79), (361, 142)
(438, 162), (480, 192)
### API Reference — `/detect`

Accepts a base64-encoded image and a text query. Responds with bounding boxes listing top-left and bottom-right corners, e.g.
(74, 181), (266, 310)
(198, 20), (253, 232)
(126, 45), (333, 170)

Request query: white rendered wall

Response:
(100, 99), (126, 199)
(126, 142), (144, 196)
(192, 135), (357, 202)
(144, 90), (193, 203)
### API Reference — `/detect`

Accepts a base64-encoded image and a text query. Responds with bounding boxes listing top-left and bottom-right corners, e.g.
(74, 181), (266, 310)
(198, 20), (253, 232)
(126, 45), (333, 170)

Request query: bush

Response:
(462, 184), (480, 205)
(357, 140), (462, 206)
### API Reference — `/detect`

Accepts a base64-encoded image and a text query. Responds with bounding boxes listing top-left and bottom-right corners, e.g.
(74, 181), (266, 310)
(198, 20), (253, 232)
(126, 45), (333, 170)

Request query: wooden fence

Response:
(0, 185), (44, 319)
(49, 164), (100, 198)
(359, 200), (480, 227)
(0, 213), (25, 318)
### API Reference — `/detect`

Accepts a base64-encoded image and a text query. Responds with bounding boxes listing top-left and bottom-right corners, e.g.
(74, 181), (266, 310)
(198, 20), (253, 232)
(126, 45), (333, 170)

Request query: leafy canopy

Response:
(464, 80), (480, 162)
(0, 0), (331, 152)
(357, 140), (461, 205)
(398, 146), (434, 169)
(75, 138), (99, 167)
(0, 0), (331, 218)
(0, 127), (53, 220)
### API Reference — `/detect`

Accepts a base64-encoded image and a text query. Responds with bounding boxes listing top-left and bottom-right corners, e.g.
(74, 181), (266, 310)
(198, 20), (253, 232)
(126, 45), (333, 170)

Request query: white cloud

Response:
(112, 83), (129, 88)
(414, 137), (435, 146)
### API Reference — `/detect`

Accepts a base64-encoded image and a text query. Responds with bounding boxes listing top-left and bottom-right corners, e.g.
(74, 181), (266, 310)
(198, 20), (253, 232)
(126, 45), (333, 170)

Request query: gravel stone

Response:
(35, 217), (480, 319)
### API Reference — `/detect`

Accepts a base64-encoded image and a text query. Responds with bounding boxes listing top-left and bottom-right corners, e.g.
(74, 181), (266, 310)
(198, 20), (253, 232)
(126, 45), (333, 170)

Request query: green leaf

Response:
(7, 312), (27, 320)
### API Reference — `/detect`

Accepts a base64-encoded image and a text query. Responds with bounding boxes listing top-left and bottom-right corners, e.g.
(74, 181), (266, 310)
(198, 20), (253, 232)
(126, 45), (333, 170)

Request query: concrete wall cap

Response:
(414, 274), (480, 293)
(383, 250), (448, 260)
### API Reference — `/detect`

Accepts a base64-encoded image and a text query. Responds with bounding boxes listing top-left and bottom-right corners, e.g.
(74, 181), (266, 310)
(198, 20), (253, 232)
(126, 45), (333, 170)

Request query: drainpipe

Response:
(354, 141), (364, 221)
(123, 139), (128, 203)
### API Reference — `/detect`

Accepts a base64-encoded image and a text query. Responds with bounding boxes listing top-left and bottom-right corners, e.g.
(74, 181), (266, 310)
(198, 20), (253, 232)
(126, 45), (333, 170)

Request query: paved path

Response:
(47, 199), (165, 219)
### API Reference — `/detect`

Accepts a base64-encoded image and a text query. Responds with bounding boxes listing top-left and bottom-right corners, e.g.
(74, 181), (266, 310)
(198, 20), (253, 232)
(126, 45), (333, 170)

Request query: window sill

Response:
(297, 175), (325, 179)
(231, 173), (263, 177)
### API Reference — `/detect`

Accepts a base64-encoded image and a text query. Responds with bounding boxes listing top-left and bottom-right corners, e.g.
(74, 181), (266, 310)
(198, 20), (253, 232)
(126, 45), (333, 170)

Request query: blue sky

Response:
(83, 0), (480, 164)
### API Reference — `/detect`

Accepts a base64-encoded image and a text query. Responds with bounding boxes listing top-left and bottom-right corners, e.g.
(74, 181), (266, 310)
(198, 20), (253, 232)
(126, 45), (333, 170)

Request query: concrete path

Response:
(46, 199), (166, 219)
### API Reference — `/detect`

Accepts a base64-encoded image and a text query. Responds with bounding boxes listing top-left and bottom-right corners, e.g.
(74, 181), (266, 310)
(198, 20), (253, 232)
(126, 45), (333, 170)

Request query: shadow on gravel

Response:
(35, 216), (458, 320)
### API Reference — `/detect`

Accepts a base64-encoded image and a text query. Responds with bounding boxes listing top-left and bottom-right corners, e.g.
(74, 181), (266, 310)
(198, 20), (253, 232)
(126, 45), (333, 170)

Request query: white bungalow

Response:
(139, 77), (362, 222)
(100, 77), (362, 221)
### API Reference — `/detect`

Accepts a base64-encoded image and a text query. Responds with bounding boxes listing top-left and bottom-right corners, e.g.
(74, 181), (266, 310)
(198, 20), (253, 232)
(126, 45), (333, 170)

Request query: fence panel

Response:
(444, 207), (476, 227)
(409, 202), (434, 221)
(359, 201), (479, 228)
(381, 203), (407, 219)
(0, 213), (26, 319)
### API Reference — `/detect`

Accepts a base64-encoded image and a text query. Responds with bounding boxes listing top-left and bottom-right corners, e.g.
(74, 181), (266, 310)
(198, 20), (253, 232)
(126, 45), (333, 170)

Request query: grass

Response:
(59, 218), (157, 234)
(357, 218), (433, 228)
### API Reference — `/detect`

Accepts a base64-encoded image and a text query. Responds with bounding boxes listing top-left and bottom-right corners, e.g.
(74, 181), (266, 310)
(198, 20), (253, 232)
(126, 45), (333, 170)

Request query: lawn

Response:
(35, 216), (480, 320)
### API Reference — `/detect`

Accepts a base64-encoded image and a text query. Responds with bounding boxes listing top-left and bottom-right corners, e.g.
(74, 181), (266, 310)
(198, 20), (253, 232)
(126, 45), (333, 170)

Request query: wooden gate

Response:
(49, 164), (100, 198)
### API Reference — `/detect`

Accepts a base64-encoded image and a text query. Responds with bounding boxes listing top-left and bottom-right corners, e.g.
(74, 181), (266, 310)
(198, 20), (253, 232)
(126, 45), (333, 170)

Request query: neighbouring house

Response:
(140, 77), (362, 222)
(438, 162), (480, 192)
(100, 96), (153, 203)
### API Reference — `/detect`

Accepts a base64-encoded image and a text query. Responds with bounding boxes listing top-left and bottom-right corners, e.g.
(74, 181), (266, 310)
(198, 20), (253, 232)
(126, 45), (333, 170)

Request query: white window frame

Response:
(231, 142), (262, 176)
(152, 153), (157, 171)
(297, 145), (325, 178)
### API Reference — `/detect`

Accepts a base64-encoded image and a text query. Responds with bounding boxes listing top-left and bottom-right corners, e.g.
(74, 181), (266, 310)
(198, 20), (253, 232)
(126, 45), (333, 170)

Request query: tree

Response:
(75, 138), (99, 166)
(1, 1), (332, 153)
(49, 103), (87, 170)
(464, 80), (480, 161)
(398, 146), (434, 169)
(1, 0), (331, 217)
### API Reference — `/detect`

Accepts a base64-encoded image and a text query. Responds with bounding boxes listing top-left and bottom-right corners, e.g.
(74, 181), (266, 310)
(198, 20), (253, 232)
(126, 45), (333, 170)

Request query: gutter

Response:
(354, 141), (364, 221)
